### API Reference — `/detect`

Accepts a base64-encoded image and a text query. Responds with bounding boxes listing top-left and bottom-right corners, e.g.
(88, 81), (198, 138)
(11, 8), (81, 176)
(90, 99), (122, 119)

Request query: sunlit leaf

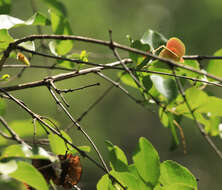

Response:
(150, 75), (178, 102)
(0, 29), (14, 51)
(0, 160), (17, 175)
(9, 161), (49, 190)
(160, 160), (197, 189)
(106, 140), (128, 172)
(48, 130), (72, 155)
(42, 0), (67, 16)
(132, 137), (160, 187)
(163, 183), (195, 190)
(97, 174), (116, 190)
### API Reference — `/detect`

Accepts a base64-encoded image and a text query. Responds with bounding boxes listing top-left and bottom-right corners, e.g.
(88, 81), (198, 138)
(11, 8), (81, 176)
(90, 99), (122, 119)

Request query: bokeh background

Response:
(1, 0), (222, 189)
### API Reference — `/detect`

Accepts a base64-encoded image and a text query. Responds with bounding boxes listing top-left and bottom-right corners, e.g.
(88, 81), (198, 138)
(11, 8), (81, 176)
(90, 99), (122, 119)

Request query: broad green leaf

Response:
(48, 130), (72, 155)
(207, 49), (222, 80)
(0, 98), (6, 115)
(106, 140), (128, 172)
(97, 174), (116, 190)
(160, 160), (197, 189)
(132, 137), (160, 187)
(177, 60), (200, 78)
(140, 29), (167, 51)
(142, 75), (153, 91)
(0, 160), (17, 175)
(9, 119), (47, 138)
(49, 9), (73, 55)
(0, 0), (11, 14)
(154, 183), (164, 190)
(175, 87), (208, 114)
(0, 12), (50, 30)
(128, 164), (152, 190)
(9, 161), (49, 190)
(197, 96), (222, 116)
(150, 75), (178, 102)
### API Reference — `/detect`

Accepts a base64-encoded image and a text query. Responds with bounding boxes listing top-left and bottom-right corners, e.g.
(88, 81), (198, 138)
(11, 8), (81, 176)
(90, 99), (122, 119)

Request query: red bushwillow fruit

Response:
(159, 37), (186, 63)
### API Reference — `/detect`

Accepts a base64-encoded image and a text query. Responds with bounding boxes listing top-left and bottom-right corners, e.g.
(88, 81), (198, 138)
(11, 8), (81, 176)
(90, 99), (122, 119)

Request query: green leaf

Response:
(48, 130), (72, 155)
(0, 0), (11, 14)
(106, 140), (128, 172)
(160, 160), (197, 189)
(19, 41), (35, 51)
(132, 137), (160, 187)
(9, 161), (49, 190)
(140, 29), (167, 51)
(150, 75), (178, 102)
(128, 164), (152, 190)
(142, 75), (153, 91)
(163, 183), (195, 190)
(0, 12), (50, 30)
(110, 170), (140, 190)
(207, 49), (222, 80)
(49, 9), (73, 55)
(97, 174), (116, 190)
(8, 119), (47, 138)
(197, 96), (222, 116)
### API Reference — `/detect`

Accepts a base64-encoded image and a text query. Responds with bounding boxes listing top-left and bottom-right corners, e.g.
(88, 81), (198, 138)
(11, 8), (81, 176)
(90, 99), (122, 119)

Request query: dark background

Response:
(1, 0), (222, 189)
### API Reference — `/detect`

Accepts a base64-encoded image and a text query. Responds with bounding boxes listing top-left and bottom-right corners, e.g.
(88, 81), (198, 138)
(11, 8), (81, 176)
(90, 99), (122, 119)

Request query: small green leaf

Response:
(0, 74), (10, 81)
(207, 49), (222, 80)
(160, 160), (197, 189)
(0, 0), (11, 14)
(150, 75), (178, 102)
(140, 29), (167, 51)
(132, 137), (160, 187)
(48, 130), (72, 155)
(9, 161), (49, 190)
(205, 116), (220, 136)
(19, 41), (35, 51)
(106, 140), (128, 172)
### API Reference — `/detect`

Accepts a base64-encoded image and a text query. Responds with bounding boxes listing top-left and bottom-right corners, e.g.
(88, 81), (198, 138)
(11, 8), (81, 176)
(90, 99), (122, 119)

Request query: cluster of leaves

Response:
(121, 29), (222, 148)
(97, 137), (198, 190)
